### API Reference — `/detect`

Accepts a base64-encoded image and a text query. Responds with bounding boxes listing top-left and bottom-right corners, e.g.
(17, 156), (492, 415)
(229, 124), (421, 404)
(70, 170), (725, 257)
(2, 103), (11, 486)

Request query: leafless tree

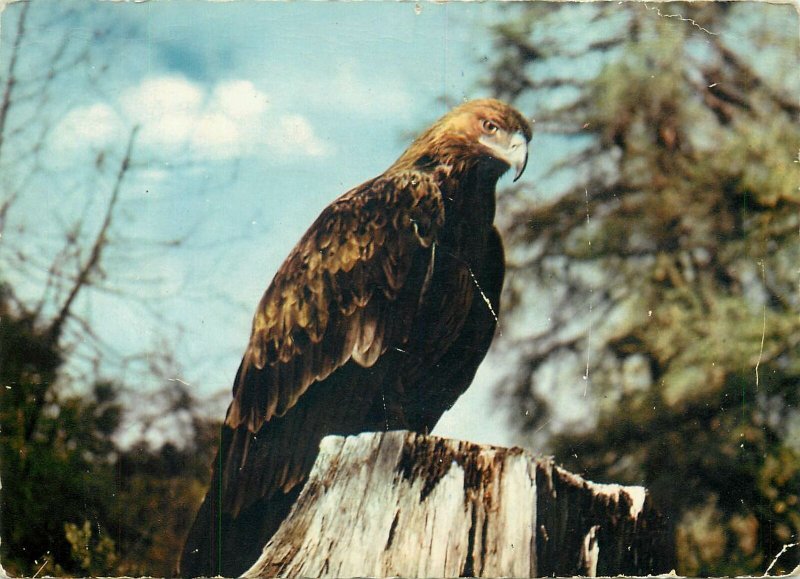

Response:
(0, 1), (233, 441)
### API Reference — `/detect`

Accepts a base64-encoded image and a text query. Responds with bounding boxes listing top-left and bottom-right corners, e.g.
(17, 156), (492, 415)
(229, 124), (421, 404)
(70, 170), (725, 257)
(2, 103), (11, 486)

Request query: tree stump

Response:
(243, 431), (672, 578)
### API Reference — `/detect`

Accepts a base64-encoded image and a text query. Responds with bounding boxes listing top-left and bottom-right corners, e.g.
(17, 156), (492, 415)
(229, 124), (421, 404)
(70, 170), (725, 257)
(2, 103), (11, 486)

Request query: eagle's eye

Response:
(481, 119), (499, 135)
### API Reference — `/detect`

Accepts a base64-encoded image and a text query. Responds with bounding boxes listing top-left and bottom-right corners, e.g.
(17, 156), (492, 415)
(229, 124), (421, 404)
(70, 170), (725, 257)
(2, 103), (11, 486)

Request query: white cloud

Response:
(52, 103), (125, 152)
(51, 75), (329, 162)
(120, 76), (204, 123)
(212, 80), (269, 119)
(194, 112), (241, 150)
(265, 114), (330, 158)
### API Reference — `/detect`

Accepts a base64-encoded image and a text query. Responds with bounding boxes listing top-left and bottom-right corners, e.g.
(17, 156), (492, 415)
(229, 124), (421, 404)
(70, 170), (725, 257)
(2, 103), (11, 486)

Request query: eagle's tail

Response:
(177, 423), (301, 578)
(178, 356), (398, 578)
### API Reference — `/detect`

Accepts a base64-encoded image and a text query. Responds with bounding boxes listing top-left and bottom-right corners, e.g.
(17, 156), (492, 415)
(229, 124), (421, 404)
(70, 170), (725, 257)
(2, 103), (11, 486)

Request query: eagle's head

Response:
(396, 98), (533, 182)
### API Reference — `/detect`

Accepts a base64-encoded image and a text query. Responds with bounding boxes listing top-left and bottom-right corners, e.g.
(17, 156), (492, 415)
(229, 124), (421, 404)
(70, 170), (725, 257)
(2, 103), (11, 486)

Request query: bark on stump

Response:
(243, 431), (672, 578)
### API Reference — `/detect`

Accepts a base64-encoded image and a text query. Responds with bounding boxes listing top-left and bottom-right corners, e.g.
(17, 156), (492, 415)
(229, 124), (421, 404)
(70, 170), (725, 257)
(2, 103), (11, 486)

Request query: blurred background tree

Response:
(0, 3), (220, 575)
(486, 2), (799, 575)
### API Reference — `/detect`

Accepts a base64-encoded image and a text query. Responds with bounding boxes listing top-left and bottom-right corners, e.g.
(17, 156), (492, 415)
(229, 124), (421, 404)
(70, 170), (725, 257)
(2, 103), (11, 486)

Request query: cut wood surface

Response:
(243, 431), (672, 578)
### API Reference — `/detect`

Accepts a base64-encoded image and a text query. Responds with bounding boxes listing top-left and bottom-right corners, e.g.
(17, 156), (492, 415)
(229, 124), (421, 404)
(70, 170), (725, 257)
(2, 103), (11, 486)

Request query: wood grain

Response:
(243, 431), (672, 577)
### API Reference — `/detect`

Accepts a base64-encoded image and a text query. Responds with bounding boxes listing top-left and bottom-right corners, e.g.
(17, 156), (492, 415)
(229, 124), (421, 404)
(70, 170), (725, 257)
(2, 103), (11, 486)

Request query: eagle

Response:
(179, 99), (531, 578)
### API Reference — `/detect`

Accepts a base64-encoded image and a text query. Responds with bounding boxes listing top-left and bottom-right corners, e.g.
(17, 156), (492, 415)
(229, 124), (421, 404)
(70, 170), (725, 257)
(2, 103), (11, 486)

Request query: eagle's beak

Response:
(480, 130), (529, 182)
(509, 131), (529, 182)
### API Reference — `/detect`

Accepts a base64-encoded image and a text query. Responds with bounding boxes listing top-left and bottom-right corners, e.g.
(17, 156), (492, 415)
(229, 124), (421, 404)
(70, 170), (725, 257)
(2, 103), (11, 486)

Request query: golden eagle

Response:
(179, 99), (531, 577)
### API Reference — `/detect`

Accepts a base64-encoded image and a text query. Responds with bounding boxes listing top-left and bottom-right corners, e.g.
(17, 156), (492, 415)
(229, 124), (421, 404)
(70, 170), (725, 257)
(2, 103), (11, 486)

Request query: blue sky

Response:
(3, 1), (797, 449)
(2, 0), (530, 446)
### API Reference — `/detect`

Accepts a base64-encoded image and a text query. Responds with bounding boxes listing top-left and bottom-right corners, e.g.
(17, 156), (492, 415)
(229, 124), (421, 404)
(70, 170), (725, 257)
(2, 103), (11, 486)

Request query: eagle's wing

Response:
(403, 227), (505, 430)
(226, 170), (444, 433)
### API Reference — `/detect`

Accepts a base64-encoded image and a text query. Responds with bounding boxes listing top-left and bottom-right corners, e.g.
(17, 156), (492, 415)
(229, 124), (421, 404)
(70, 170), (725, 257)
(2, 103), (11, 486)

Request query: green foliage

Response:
(64, 521), (119, 576)
(550, 374), (799, 575)
(0, 287), (217, 576)
(487, 2), (799, 574)
(111, 428), (219, 577)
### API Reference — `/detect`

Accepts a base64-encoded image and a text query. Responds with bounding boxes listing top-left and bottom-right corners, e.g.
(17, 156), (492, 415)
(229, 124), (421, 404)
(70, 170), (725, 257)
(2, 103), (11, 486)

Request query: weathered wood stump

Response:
(243, 431), (672, 578)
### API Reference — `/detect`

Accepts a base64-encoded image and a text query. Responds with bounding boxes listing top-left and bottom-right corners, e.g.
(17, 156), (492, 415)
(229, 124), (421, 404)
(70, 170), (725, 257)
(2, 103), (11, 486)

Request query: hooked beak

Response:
(509, 131), (529, 181)
(479, 130), (529, 182)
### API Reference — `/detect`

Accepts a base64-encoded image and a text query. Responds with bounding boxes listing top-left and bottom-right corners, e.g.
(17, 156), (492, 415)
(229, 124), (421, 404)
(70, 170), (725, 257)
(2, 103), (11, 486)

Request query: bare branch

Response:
(712, 36), (800, 117)
(0, 1), (30, 160)
(47, 125), (140, 343)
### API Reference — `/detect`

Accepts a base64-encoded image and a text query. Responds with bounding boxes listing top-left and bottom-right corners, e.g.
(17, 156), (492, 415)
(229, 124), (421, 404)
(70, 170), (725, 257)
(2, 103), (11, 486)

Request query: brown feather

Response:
(226, 171), (444, 431)
(179, 99), (532, 578)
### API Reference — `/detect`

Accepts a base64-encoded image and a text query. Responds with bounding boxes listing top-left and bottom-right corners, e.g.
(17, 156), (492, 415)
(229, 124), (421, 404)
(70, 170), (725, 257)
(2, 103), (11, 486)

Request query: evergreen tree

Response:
(486, 3), (799, 574)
